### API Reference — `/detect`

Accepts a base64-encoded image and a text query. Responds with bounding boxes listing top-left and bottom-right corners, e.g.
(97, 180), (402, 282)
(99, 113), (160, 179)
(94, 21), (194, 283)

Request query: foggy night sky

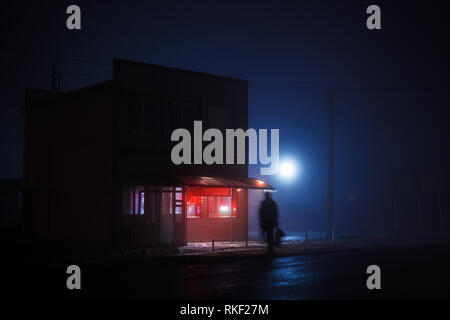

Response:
(1, 0), (449, 231)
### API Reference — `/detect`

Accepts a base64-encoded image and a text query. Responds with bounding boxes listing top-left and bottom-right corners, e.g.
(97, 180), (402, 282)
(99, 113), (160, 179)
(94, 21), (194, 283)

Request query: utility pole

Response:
(326, 88), (335, 241)
(437, 174), (444, 229)
(52, 64), (56, 92)
(392, 176), (400, 231)
(416, 177), (423, 232)
(48, 63), (57, 239)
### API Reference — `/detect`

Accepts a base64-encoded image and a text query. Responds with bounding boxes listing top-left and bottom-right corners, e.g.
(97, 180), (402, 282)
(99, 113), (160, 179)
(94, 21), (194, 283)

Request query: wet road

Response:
(12, 243), (450, 299)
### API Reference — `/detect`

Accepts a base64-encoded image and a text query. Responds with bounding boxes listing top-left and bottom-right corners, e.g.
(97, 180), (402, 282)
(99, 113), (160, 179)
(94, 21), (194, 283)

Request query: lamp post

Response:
(280, 159), (297, 195)
(326, 88), (335, 241)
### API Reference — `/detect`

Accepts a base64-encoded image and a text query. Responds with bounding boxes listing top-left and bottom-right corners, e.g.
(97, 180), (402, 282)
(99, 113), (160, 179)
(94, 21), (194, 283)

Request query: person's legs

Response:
(266, 227), (274, 255)
(275, 228), (282, 246)
(260, 229), (266, 241)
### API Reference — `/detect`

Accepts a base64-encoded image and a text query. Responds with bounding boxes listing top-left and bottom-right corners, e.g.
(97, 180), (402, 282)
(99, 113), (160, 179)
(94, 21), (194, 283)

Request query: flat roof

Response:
(24, 80), (113, 108)
(130, 175), (274, 190)
(114, 58), (248, 84)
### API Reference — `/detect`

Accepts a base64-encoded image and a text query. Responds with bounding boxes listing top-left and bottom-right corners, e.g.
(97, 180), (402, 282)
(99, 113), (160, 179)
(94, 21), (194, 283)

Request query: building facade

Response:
(23, 59), (271, 249)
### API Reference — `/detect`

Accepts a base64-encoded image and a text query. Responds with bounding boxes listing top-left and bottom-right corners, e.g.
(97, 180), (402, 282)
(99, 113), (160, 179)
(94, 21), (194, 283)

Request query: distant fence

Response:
(393, 173), (449, 232)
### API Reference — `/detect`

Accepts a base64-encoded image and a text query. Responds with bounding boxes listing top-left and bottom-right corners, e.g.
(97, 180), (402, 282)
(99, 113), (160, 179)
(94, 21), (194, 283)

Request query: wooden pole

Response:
(416, 177), (423, 232)
(437, 174), (444, 229)
(326, 88), (335, 241)
(392, 176), (399, 231)
(52, 64), (56, 92)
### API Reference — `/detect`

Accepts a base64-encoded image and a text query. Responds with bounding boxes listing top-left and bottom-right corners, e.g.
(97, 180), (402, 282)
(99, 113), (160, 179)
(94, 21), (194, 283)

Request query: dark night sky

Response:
(1, 0), (449, 231)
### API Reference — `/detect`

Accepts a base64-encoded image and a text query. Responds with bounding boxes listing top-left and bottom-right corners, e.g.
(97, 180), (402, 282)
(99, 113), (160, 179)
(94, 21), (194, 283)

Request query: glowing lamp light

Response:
(280, 159), (297, 180)
(257, 180), (264, 186)
(219, 205), (229, 213)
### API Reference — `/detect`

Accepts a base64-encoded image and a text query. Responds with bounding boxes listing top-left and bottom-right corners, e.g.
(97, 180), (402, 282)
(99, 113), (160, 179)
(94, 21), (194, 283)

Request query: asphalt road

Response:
(9, 242), (450, 299)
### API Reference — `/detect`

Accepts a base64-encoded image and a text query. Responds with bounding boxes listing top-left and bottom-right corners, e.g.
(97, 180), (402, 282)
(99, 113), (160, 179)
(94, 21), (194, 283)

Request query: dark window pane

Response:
(129, 100), (141, 132)
(172, 101), (199, 130)
(208, 106), (230, 131)
(144, 103), (157, 134)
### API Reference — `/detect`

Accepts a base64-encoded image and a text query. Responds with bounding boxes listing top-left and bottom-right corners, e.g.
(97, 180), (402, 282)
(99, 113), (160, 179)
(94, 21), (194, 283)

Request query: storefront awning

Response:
(130, 174), (274, 190)
(176, 176), (274, 190)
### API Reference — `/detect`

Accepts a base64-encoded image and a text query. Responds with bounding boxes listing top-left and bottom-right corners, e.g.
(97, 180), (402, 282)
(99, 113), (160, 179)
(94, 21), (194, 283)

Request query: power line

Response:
(280, 109), (313, 142)
(0, 47), (112, 67)
(249, 79), (449, 93)
(249, 80), (327, 91)
(3, 47), (448, 93)
(58, 71), (110, 78)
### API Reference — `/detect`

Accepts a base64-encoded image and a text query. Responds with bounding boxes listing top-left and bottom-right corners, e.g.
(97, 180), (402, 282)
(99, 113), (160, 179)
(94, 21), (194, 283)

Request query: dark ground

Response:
(4, 240), (450, 300)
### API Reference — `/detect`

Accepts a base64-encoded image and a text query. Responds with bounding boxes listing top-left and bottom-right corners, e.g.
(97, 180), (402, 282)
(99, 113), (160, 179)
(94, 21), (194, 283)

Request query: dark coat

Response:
(259, 197), (278, 230)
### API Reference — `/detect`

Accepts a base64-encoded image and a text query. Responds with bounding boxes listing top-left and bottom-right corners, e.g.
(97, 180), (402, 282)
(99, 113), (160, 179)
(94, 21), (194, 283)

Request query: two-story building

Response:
(23, 59), (272, 249)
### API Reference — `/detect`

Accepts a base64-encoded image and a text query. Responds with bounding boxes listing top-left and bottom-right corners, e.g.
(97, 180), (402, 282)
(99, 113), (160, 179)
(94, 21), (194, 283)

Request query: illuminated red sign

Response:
(188, 187), (231, 197)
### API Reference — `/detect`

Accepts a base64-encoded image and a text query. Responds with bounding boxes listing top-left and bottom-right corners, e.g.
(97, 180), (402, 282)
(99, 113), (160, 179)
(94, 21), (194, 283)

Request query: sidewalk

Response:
(78, 234), (407, 265)
(11, 232), (450, 268)
(96, 232), (450, 264)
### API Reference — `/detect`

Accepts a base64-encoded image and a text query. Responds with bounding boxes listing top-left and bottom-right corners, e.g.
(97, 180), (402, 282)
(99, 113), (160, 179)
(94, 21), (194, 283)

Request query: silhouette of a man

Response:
(259, 192), (278, 254)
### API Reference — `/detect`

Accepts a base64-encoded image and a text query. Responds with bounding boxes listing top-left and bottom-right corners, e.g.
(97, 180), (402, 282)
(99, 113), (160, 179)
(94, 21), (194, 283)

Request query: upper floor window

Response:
(208, 106), (231, 131)
(171, 101), (200, 130)
(129, 98), (164, 136)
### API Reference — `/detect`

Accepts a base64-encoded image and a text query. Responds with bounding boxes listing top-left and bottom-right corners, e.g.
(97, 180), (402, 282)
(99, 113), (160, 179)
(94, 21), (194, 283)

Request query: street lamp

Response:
(280, 160), (297, 180)
(279, 159), (298, 193)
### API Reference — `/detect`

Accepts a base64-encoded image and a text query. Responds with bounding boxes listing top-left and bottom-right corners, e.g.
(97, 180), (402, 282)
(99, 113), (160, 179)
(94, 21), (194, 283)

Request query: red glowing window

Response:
(187, 196), (202, 218)
(208, 196), (232, 218)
